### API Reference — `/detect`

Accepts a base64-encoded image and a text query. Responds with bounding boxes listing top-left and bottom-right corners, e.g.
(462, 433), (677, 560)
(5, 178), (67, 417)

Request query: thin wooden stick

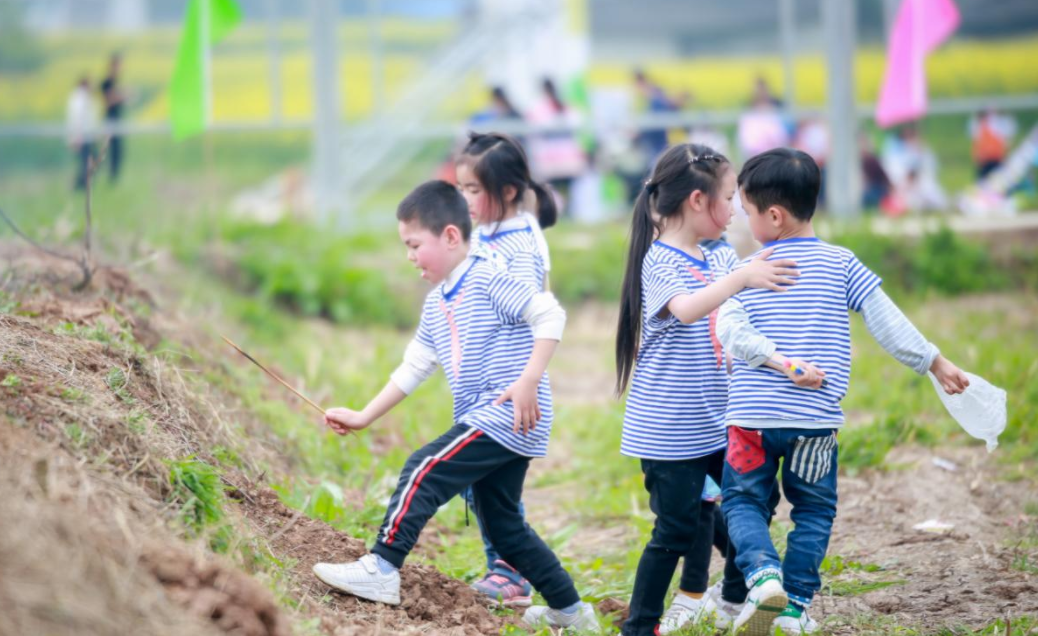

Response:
(221, 335), (326, 415)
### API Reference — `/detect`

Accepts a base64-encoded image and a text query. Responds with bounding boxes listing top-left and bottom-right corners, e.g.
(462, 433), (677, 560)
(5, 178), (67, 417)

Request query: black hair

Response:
(615, 143), (731, 396)
(458, 131), (558, 230)
(737, 147), (820, 222)
(541, 77), (565, 113)
(490, 86), (521, 119)
(396, 180), (471, 241)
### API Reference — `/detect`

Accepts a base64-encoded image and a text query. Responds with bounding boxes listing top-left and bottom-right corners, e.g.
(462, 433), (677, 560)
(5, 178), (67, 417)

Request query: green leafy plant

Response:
(167, 457), (227, 535)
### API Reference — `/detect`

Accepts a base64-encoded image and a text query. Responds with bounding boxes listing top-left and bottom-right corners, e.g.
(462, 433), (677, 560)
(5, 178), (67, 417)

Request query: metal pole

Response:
(822, 0), (859, 218)
(310, 0), (342, 224)
(779, 0), (796, 110)
(266, 0), (283, 122)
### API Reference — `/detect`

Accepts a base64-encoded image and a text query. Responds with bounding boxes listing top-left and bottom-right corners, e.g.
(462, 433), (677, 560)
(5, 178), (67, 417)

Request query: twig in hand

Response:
(220, 335), (327, 416)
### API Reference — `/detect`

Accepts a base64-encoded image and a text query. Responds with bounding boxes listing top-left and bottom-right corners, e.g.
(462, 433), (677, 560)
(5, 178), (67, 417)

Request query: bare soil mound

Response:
(0, 246), (510, 636)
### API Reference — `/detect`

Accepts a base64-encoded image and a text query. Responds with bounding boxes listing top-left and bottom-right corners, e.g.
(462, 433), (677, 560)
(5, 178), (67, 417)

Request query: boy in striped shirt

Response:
(717, 149), (970, 635)
(311, 181), (598, 632)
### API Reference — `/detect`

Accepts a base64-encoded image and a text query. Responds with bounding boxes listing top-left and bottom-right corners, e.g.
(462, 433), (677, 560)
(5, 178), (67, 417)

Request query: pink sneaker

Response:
(470, 560), (533, 607)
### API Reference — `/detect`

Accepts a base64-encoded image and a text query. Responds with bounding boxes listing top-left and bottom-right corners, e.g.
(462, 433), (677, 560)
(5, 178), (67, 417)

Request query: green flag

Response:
(169, 0), (241, 140)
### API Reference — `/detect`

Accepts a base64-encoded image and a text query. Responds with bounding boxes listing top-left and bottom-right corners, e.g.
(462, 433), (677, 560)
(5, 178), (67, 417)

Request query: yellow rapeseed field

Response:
(2, 21), (1035, 124)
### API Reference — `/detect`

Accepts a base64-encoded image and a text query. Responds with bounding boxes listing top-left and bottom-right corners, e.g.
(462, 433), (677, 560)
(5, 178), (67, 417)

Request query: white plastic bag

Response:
(928, 371), (1007, 452)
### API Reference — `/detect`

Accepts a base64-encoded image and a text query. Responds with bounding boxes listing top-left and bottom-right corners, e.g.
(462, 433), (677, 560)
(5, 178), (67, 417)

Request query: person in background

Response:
(969, 107), (1017, 179)
(633, 68), (678, 165)
(859, 132), (892, 210)
(737, 83), (789, 162)
(98, 52), (126, 182)
(527, 77), (588, 216)
(881, 123), (947, 213)
(793, 117), (829, 207)
(66, 76), (100, 191)
(100, 52), (126, 183)
(471, 86), (523, 127)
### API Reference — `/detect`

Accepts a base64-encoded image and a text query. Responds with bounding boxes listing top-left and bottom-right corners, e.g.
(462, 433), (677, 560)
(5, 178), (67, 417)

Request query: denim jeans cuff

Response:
(745, 565), (782, 588)
(786, 590), (814, 608)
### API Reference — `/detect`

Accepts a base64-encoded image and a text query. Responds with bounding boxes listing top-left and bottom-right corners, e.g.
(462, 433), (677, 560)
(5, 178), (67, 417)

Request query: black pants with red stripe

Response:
(370, 423), (581, 609)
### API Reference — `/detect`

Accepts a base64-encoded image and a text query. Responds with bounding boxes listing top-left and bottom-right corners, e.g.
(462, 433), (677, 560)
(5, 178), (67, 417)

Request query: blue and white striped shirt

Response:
(415, 253), (555, 457)
(725, 237), (882, 427)
(471, 213), (549, 290)
(621, 241), (739, 460)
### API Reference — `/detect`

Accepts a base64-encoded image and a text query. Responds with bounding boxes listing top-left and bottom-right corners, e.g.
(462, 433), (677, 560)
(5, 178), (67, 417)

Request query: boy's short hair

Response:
(738, 148), (821, 222)
(396, 180), (471, 241)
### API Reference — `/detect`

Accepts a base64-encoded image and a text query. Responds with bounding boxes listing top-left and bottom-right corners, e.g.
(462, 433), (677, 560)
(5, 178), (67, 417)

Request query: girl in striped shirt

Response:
(614, 144), (800, 636)
(454, 132), (556, 606)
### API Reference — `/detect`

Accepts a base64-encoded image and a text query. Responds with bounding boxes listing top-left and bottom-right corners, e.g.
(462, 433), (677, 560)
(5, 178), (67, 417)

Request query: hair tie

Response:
(689, 154), (718, 165)
(644, 180), (658, 195)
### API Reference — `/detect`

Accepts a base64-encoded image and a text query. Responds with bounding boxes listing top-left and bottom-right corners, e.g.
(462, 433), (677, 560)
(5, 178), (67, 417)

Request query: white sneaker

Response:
(523, 601), (601, 633)
(732, 576), (788, 636)
(312, 554), (401, 605)
(702, 581), (745, 629)
(658, 594), (706, 634)
(773, 608), (820, 634)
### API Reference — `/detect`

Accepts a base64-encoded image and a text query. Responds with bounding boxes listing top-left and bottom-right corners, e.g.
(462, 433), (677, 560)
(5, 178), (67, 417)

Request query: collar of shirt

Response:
(479, 214), (532, 238)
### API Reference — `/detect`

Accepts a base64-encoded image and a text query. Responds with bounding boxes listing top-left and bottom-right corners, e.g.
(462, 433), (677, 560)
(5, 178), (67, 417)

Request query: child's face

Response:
(740, 187), (780, 244)
(705, 168), (737, 239)
(398, 220), (463, 284)
(689, 167), (737, 241)
(455, 162), (493, 226)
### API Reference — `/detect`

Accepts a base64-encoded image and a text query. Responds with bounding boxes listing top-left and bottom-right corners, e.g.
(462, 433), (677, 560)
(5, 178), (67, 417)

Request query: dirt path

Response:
(818, 445), (1037, 633)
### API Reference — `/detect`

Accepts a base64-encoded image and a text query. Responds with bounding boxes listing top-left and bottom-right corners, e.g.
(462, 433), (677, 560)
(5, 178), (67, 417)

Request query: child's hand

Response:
(783, 358), (827, 389)
(930, 355), (970, 395)
(323, 407), (371, 435)
(740, 247), (799, 292)
(493, 378), (541, 435)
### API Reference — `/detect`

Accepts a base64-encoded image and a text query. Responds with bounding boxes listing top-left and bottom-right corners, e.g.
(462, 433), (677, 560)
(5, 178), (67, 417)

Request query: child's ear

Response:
(768, 206), (784, 227)
(503, 184), (518, 205)
(443, 224), (464, 247)
(687, 189), (706, 211)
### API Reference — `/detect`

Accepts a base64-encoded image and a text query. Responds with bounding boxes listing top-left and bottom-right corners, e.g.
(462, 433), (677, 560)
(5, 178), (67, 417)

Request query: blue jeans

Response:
(461, 486), (527, 571)
(721, 427), (838, 607)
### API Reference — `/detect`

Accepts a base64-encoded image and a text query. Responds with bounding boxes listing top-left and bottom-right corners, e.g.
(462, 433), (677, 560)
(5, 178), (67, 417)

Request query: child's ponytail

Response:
(527, 180), (558, 229)
(614, 142), (731, 396)
(460, 132), (557, 230)
(615, 185), (656, 395)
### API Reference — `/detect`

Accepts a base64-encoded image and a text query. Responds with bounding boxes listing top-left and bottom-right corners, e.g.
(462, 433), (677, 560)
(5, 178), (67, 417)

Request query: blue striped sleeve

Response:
(844, 251), (883, 312)
(712, 243), (739, 276)
(415, 298), (436, 349)
(643, 258), (688, 323)
(507, 250), (544, 290)
(486, 269), (538, 323)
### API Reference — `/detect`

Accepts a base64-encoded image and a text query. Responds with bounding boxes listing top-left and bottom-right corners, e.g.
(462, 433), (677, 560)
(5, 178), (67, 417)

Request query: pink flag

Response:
(875, 0), (961, 128)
